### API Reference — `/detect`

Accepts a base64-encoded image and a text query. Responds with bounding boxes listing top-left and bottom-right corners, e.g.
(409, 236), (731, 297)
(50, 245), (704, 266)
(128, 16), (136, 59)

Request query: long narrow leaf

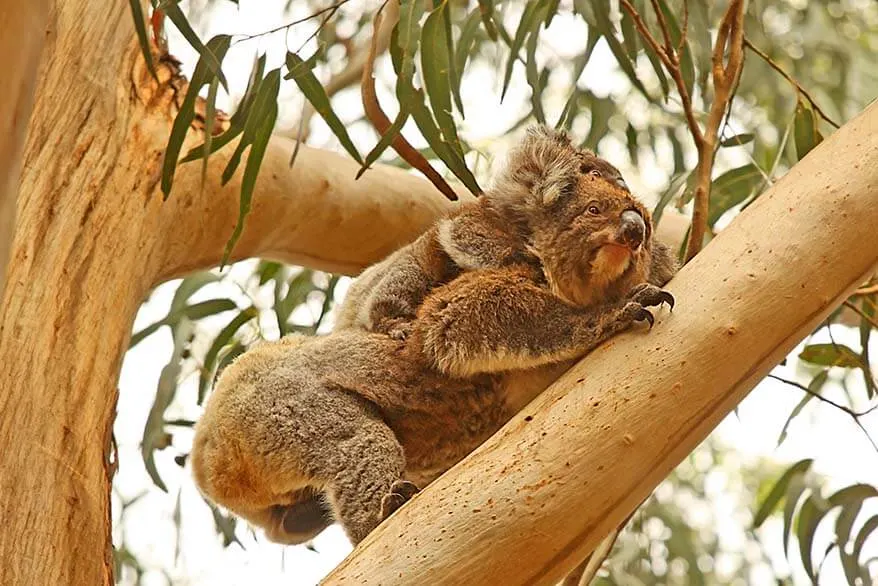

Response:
(161, 35), (231, 199)
(286, 53), (362, 164)
(128, 0), (157, 79)
(221, 70), (281, 267)
(198, 307), (258, 404)
(159, 0), (228, 90)
(501, 2), (540, 101)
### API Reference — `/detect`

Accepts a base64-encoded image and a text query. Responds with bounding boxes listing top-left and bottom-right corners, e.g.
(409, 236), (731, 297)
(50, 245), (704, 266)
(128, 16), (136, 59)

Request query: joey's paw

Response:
(620, 301), (655, 330)
(628, 283), (675, 312)
(376, 318), (413, 341)
(380, 480), (420, 520)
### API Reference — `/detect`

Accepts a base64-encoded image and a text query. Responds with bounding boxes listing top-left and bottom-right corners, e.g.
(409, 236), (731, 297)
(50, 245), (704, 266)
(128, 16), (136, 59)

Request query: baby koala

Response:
(333, 125), (678, 339)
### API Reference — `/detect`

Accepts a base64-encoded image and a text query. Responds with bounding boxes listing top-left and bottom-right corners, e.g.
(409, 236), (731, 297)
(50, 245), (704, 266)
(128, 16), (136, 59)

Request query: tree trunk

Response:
(0, 0), (50, 299)
(322, 100), (878, 586)
(0, 2), (467, 583)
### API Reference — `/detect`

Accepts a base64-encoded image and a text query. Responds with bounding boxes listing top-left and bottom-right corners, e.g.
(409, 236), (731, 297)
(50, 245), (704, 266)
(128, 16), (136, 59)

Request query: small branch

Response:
(232, 0), (353, 44)
(619, 0), (703, 147)
(683, 0), (745, 262)
(844, 299), (878, 330)
(677, 0), (690, 56)
(853, 282), (878, 296)
(360, 2), (458, 201)
(648, 0), (675, 59)
(743, 38), (841, 129)
(769, 374), (878, 453)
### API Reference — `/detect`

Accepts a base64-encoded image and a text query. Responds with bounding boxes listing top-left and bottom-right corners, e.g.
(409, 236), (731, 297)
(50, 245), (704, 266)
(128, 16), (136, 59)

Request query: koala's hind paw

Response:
(628, 283), (675, 312)
(380, 480), (420, 520)
(621, 301), (655, 329)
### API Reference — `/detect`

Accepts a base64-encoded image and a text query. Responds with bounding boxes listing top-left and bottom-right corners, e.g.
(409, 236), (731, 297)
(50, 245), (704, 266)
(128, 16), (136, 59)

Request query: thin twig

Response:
(743, 38), (841, 129)
(769, 374), (878, 453)
(683, 0), (745, 262)
(677, 0), (690, 56)
(648, 0), (675, 59)
(360, 2), (458, 201)
(619, 0), (703, 147)
(233, 0), (353, 44)
(852, 282), (878, 296)
(844, 300), (878, 330)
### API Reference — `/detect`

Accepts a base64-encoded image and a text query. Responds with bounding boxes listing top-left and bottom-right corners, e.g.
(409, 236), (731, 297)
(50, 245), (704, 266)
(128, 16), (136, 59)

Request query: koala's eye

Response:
(587, 205), (601, 215)
(589, 169), (602, 178)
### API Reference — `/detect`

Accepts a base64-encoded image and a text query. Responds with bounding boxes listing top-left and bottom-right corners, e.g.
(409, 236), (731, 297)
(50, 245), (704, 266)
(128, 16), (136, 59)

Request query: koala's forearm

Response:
(411, 268), (653, 377)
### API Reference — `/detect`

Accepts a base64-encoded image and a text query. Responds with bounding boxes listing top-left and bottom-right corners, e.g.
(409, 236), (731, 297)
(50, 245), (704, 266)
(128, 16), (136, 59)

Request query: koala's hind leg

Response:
(309, 393), (410, 544)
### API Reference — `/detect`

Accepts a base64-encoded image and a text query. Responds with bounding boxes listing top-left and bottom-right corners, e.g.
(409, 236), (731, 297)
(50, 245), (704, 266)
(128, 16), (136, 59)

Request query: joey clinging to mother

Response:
(333, 125), (679, 340)
(190, 126), (678, 549)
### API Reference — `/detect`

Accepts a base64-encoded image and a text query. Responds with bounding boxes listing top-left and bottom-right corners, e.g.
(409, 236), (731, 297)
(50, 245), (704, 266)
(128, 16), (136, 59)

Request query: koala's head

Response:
(488, 124), (655, 306)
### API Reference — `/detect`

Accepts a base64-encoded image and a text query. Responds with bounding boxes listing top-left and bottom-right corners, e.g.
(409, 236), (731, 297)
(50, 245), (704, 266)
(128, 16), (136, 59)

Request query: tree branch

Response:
(683, 0), (745, 262)
(768, 374), (878, 453)
(743, 38), (841, 129)
(322, 99), (878, 586)
(0, 0), (50, 301)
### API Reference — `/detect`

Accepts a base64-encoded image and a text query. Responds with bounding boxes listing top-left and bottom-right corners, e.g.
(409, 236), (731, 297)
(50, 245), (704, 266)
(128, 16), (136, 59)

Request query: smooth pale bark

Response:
(0, 0), (50, 300)
(322, 100), (878, 586)
(0, 4), (468, 582)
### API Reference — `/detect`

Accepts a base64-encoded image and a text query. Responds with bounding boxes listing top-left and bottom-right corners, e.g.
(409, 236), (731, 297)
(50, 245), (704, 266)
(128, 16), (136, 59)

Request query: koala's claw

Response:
(629, 284), (675, 312)
(621, 301), (655, 329)
(380, 480), (420, 520)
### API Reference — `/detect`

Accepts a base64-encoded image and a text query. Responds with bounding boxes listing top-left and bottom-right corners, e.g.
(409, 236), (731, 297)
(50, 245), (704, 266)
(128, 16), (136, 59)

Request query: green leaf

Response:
(142, 317), (194, 492)
(753, 458), (813, 528)
(794, 98), (824, 161)
(130, 298), (236, 348)
(221, 69), (281, 266)
(477, 0), (498, 41)
(707, 164), (763, 226)
(555, 32), (599, 130)
(256, 260), (283, 286)
(720, 133), (755, 147)
(441, 2), (464, 117)
(455, 9), (483, 104)
(590, 1), (650, 99)
(777, 370), (826, 447)
(274, 270), (315, 335)
(620, 7), (639, 59)
(625, 123), (639, 166)
(159, 1), (229, 91)
(161, 35), (232, 199)
(357, 108), (410, 179)
(653, 171), (690, 226)
(128, 0), (157, 79)
(421, 3), (465, 154)
(200, 76), (220, 188)
(198, 307), (258, 404)
(501, 1), (541, 101)
(524, 6), (549, 124)
(782, 475), (807, 558)
(203, 498), (244, 548)
(286, 53), (362, 165)
(853, 515), (878, 562)
(170, 271), (222, 313)
(181, 54), (267, 163)
(395, 0), (426, 101)
(544, 0), (560, 27)
(797, 494), (830, 582)
(799, 343), (865, 369)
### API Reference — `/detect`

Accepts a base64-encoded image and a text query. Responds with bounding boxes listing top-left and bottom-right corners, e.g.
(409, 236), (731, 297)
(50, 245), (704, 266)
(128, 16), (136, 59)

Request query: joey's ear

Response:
(491, 124), (581, 206)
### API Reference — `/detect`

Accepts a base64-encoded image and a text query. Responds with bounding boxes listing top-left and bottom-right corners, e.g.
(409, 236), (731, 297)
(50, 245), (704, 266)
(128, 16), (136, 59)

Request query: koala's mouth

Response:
(592, 244), (632, 281)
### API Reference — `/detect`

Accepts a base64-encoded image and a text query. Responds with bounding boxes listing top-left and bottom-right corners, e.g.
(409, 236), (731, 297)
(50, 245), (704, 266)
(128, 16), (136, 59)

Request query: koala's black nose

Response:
(619, 210), (646, 249)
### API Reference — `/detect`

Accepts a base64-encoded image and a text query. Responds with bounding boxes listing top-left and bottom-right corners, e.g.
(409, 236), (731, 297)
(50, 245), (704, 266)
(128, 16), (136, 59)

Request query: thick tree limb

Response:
(322, 101), (878, 586)
(0, 0), (50, 300)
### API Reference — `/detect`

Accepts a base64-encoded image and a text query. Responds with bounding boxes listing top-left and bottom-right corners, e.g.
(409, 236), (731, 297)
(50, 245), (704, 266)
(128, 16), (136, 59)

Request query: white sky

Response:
(112, 1), (878, 584)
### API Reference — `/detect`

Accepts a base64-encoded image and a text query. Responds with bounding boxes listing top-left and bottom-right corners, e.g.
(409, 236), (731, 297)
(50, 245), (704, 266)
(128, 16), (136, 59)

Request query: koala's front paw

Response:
(620, 301), (656, 329)
(627, 283), (675, 312)
(379, 480), (420, 520)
